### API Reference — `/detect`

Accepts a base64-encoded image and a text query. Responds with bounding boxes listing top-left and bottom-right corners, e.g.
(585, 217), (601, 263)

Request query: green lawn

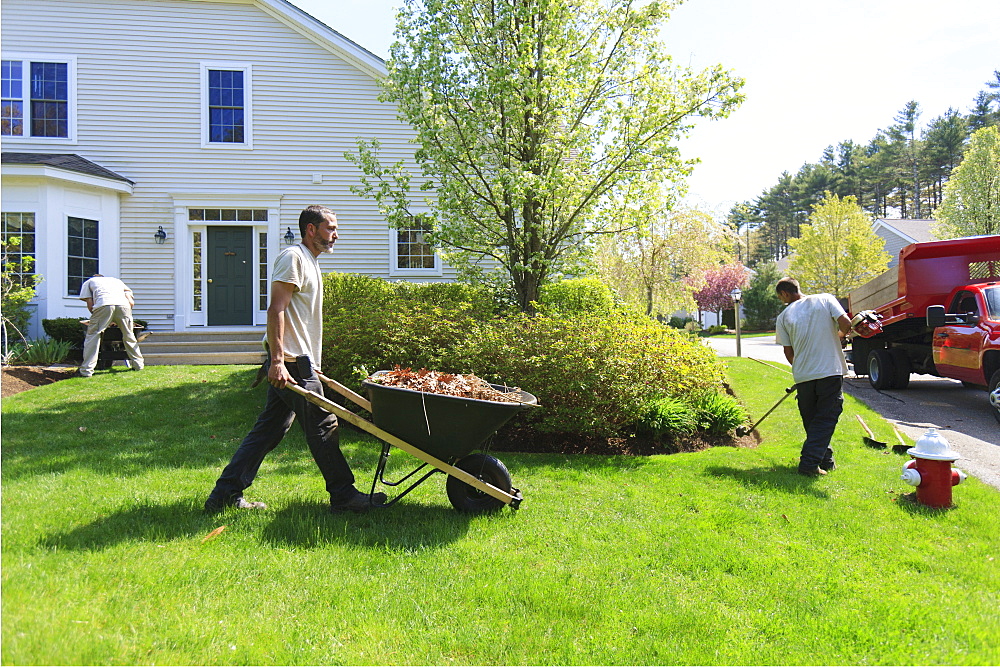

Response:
(2, 362), (998, 665)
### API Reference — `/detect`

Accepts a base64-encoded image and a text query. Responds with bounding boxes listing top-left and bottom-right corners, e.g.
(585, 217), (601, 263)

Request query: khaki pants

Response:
(80, 305), (144, 376)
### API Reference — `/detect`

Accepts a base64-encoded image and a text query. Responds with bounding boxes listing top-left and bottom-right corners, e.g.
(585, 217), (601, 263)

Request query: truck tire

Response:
(889, 348), (911, 390)
(989, 370), (1000, 425)
(868, 349), (895, 390)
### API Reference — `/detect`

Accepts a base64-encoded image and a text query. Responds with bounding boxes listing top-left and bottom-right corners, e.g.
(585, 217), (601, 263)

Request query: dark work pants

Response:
(207, 358), (357, 504)
(795, 375), (843, 470)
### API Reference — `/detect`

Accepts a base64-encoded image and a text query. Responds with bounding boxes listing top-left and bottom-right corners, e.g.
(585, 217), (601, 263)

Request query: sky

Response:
(289, 0), (1000, 217)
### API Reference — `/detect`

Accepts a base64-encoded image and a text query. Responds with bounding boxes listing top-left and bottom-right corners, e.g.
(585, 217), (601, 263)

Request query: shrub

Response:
(667, 316), (694, 329)
(702, 324), (728, 336)
(689, 392), (748, 434)
(43, 317), (149, 348)
(636, 396), (699, 439)
(537, 277), (616, 315)
(321, 273), (727, 442)
(9, 337), (72, 365)
(457, 310), (724, 438)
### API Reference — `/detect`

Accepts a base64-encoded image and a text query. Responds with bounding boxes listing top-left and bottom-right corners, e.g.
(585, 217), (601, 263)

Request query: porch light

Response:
(284, 227), (296, 245)
(154, 226), (167, 244)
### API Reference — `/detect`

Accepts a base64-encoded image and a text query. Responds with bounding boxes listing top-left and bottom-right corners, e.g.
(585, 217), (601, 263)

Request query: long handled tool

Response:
(855, 414), (887, 448)
(736, 386), (796, 437)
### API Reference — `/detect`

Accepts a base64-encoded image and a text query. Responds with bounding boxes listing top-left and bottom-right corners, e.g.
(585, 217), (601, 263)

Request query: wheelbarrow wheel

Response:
(446, 453), (512, 514)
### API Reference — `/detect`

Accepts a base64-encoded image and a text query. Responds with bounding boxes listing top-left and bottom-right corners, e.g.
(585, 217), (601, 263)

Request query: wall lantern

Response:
(154, 226), (167, 244)
(284, 227), (296, 245)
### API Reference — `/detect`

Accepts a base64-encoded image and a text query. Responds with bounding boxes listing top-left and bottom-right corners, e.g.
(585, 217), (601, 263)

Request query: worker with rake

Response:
(205, 205), (386, 513)
(775, 277), (852, 477)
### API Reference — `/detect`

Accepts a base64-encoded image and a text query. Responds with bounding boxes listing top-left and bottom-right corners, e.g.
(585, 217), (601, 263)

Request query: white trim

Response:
(199, 61), (254, 149)
(169, 194), (282, 329)
(388, 225), (442, 278)
(1, 52), (78, 144)
(872, 218), (918, 244)
(1, 163), (133, 193)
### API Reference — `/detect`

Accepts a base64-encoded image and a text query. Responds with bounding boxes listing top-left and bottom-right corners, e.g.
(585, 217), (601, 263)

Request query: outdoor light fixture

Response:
(284, 227), (296, 245)
(154, 226), (167, 244)
(730, 287), (743, 357)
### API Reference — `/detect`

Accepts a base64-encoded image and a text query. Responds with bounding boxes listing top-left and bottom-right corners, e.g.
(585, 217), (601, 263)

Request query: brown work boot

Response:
(797, 466), (828, 477)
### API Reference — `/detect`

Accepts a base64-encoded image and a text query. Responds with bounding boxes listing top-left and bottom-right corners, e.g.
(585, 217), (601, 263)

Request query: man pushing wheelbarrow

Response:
(204, 205), (384, 513)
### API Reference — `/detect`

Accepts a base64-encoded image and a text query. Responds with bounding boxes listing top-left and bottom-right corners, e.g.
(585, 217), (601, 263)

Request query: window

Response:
(1, 56), (74, 139)
(67, 216), (99, 295)
(201, 63), (252, 146)
(395, 223), (437, 270)
(192, 231), (203, 312)
(2, 212), (36, 285)
(258, 232), (268, 310)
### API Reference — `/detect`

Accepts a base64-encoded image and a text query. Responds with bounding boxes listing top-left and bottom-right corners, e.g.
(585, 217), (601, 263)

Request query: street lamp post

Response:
(730, 287), (743, 358)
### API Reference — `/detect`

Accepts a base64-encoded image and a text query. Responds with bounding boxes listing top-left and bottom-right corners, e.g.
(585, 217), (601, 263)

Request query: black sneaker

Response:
(204, 495), (267, 512)
(330, 491), (387, 513)
(821, 461), (837, 472)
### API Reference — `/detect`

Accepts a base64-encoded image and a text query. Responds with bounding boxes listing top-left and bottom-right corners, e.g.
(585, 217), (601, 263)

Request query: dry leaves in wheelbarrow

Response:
(367, 365), (523, 403)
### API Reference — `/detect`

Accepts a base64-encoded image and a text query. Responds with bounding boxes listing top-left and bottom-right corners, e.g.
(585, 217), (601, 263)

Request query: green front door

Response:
(207, 226), (253, 326)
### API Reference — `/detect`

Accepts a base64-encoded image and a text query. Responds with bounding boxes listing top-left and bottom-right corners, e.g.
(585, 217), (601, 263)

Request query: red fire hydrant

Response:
(900, 428), (966, 508)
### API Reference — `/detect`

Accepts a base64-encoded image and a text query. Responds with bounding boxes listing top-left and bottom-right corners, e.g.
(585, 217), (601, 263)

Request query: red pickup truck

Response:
(848, 235), (1000, 423)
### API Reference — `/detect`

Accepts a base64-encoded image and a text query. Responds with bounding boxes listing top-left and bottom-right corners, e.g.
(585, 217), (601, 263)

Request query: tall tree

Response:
(922, 109), (968, 212)
(594, 205), (727, 317)
(935, 125), (1000, 238)
(788, 193), (890, 297)
(349, 0), (744, 311)
(967, 91), (995, 132)
(890, 101), (923, 218)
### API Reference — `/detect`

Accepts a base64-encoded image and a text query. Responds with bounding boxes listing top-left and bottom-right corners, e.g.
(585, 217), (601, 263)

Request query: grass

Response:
(2, 362), (999, 665)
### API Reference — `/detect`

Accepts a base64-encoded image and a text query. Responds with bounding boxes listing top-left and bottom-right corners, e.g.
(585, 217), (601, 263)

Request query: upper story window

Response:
(201, 63), (252, 148)
(1, 55), (76, 140)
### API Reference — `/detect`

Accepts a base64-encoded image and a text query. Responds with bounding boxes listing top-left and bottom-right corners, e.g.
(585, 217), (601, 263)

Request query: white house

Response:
(2, 0), (446, 338)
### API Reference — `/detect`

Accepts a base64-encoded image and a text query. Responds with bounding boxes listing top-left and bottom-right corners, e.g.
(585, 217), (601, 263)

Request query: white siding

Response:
(2, 0), (449, 330)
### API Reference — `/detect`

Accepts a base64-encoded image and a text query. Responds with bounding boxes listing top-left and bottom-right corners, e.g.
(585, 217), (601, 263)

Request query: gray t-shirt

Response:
(775, 293), (848, 384)
(79, 276), (132, 308)
(265, 243), (323, 369)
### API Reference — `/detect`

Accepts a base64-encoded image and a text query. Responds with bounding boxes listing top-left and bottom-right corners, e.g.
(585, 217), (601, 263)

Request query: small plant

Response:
(690, 391), (748, 434)
(637, 395), (699, 439)
(9, 337), (72, 366)
(667, 316), (694, 329)
(701, 324), (728, 336)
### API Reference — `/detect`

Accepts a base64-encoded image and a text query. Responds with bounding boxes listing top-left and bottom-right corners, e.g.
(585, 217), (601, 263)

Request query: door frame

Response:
(170, 194), (283, 330)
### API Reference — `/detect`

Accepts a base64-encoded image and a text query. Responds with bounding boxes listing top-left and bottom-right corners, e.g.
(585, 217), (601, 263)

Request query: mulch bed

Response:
(1, 365), (78, 398)
(491, 423), (758, 456)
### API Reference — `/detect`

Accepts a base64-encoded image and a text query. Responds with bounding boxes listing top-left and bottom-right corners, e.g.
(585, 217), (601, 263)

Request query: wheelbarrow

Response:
(287, 370), (538, 514)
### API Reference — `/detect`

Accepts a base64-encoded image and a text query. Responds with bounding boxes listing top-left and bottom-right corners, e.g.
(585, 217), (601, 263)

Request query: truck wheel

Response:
(889, 348), (911, 390)
(989, 370), (1000, 425)
(868, 349), (895, 390)
(446, 453), (513, 514)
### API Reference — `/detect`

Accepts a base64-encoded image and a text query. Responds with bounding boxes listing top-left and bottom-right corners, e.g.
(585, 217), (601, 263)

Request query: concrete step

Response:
(143, 351), (266, 366)
(139, 329), (266, 366)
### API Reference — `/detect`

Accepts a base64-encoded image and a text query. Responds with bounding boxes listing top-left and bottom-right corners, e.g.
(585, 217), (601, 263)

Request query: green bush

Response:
(636, 396), (699, 439)
(43, 317), (149, 348)
(667, 316), (695, 329)
(457, 311), (724, 438)
(689, 391), (748, 434)
(537, 277), (616, 315)
(321, 273), (726, 442)
(9, 337), (72, 365)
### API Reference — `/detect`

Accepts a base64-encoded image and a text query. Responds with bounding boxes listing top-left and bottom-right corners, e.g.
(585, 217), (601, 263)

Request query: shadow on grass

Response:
(260, 500), (474, 551)
(704, 465), (831, 499)
(38, 500), (225, 551)
(1, 367), (386, 482)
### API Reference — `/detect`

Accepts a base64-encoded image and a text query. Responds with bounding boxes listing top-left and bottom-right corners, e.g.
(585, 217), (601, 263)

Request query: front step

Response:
(140, 330), (266, 366)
